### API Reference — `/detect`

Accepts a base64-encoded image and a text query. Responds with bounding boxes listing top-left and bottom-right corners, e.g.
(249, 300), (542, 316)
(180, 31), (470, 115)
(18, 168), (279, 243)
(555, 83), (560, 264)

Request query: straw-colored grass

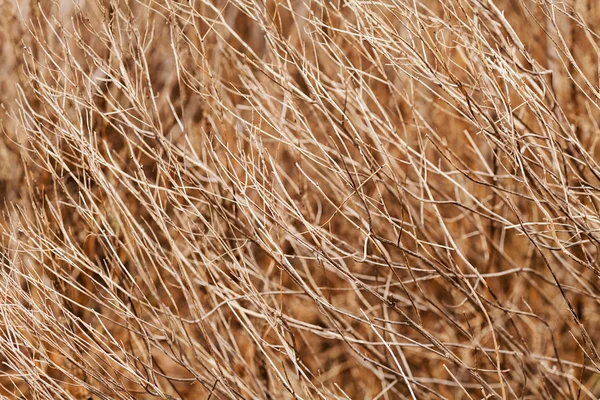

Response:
(1, 0), (600, 398)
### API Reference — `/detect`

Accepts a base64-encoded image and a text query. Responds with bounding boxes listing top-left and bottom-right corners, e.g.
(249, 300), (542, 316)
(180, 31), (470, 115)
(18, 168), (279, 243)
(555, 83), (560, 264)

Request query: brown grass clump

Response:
(1, 0), (600, 398)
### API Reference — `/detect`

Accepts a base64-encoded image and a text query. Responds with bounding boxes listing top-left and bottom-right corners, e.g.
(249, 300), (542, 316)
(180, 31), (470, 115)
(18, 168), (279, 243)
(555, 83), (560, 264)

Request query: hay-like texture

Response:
(0, 0), (599, 398)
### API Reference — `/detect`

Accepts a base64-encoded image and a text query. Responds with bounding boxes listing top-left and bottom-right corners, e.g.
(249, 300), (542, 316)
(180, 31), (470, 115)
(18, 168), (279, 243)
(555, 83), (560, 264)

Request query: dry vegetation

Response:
(1, 0), (600, 398)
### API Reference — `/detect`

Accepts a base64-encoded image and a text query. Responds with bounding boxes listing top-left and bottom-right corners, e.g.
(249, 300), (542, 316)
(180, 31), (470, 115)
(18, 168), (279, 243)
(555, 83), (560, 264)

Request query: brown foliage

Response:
(1, 0), (600, 398)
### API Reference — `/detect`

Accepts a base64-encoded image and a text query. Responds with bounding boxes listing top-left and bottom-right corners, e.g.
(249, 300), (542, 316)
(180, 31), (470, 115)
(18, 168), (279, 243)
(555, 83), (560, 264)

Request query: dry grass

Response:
(0, 0), (600, 398)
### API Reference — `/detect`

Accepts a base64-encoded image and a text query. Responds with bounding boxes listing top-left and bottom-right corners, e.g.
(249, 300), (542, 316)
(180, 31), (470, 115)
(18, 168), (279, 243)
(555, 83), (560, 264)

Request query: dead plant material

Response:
(1, 0), (600, 398)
